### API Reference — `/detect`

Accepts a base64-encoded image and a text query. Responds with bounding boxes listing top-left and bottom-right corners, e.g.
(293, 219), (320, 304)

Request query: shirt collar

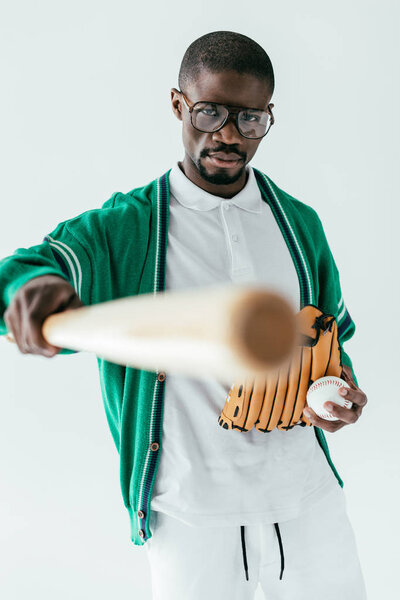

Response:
(168, 161), (262, 213)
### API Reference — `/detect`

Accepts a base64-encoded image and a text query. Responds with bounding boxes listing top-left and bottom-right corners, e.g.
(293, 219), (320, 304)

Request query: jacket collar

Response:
(168, 161), (262, 213)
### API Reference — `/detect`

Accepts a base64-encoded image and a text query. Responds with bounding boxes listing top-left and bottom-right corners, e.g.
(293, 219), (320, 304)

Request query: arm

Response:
(313, 213), (358, 386)
(0, 220), (93, 355)
(304, 213), (368, 431)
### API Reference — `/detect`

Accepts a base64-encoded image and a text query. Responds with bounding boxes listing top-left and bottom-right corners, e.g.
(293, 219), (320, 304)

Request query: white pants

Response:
(145, 482), (367, 600)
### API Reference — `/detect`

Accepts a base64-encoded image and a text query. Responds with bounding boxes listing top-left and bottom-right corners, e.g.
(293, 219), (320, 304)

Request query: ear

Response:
(171, 88), (183, 121)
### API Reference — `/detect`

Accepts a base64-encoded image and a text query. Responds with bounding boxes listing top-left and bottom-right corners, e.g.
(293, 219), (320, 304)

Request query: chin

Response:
(197, 158), (245, 186)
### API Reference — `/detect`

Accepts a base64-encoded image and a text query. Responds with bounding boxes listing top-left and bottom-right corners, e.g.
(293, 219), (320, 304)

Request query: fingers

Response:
(23, 316), (60, 357)
(338, 385), (367, 408)
(4, 301), (25, 353)
(303, 406), (346, 433)
(323, 402), (360, 424)
(4, 275), (82, 358)
(340, 365), (358, 390)
(66, 294), (84, 310)
(6, 295), (58, 357)
(21, 291), (60, 356)
(304, 383), (367, 431)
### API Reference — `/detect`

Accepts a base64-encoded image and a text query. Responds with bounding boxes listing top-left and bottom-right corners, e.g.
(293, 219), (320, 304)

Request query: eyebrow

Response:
(197, 100), (268, 111)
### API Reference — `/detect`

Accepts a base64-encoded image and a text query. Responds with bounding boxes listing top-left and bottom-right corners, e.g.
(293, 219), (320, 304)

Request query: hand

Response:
(303, 365), (368, 433)
(4, 274), (83, 357)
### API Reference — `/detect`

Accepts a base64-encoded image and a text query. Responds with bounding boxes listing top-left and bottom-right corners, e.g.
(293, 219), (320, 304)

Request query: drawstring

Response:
(240, 523), (285, 582)
(240, 525), (249, 581)
(273, 523), (285, 580)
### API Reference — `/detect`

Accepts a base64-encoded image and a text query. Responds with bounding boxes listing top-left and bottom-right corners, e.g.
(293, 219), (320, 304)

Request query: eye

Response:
(201, 107), (217, 116)
(194, 103), (221, 117)
(199, 106), (218, 117)
(240, 112), (260, 122)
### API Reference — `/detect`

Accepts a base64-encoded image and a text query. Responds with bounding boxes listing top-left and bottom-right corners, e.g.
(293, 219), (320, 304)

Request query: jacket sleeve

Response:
(313, 213), (359, 387)
(0, 219), (93, 352)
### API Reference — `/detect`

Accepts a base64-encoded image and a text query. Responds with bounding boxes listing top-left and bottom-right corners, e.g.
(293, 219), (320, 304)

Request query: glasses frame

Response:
(178, 90), (275, 140)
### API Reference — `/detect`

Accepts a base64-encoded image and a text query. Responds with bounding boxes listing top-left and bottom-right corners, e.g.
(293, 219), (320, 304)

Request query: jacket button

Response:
(138, 510), (145, 519)
(150, 442), (159, 451)
(157, 372), (166, 382)
(138, 529), (145, 538)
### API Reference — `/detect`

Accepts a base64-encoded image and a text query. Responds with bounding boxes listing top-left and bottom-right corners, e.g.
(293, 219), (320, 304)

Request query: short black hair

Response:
(178, 31), (274, 96)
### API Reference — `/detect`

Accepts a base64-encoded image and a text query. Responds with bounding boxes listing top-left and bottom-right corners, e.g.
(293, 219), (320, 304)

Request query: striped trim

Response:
(337, 303), (346, 323)
(254, 170), (314, 306)
(338, 310), (353, 340)
(336, 295), (354, 340)
(156, 175), (168, 293)
(137, 173), (169, 542)
(46, 235), (83, 298)
(48, 244), (70, 279)
(152, 177), (162, 296)
(45, 238), (78, 293)
(137, 379), (164, 539)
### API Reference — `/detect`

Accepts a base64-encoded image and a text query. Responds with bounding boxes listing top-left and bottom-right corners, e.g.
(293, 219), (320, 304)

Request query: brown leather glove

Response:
(4, 274), (83, 357)
(218, 305), (343, 433)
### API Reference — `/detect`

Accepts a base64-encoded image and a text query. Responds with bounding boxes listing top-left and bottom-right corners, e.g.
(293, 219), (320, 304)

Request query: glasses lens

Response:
(192, 102), (228, 132)
(238, 110), (271, 138)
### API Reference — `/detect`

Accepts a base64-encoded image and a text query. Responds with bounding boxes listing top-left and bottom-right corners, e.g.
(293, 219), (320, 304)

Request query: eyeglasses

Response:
(179, 90), (274, 140)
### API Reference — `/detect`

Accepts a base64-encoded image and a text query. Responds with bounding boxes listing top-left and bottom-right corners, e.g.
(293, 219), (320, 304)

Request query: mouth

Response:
(206, 154), (243, 169)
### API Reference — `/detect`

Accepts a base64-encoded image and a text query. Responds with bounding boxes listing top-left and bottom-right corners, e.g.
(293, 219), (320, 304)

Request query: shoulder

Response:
(253, 167), (327, 241)
(102, 177), (156, 212)
(53, 178), (156, 241)
(258, 169), (321, 222)
(253, 167), (335, 266)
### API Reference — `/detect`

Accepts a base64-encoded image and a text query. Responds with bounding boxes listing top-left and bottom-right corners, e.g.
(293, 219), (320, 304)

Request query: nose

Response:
(212, 114), (243, 145)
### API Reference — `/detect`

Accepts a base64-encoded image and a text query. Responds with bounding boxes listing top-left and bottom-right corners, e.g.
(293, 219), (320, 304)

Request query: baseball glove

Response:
(217, 304), (343, 433)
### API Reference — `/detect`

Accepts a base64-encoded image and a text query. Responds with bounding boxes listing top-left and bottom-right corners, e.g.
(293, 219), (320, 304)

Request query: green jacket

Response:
(0, 167), (357, 546)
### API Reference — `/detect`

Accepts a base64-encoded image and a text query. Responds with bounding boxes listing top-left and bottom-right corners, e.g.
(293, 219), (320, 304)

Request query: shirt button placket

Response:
(137, 371), (163, 541)
(230, 207), (241, 274)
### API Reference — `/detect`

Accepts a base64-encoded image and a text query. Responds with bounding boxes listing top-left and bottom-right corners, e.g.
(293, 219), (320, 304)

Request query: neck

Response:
(178, 156), (248, 199)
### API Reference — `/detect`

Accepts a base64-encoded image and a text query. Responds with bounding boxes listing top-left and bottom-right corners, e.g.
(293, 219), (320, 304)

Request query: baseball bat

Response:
(4, 284), (297, 381)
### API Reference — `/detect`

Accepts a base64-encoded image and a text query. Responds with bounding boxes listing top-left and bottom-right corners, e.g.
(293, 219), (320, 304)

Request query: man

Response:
(0, 31), (367, 599)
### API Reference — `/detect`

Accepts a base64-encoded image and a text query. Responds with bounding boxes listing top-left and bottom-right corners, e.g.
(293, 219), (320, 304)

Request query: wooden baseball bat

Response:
(4, 284), (297, 381)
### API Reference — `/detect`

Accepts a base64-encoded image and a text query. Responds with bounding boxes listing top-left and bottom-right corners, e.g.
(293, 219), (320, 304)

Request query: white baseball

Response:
(306, 376), (352, 421)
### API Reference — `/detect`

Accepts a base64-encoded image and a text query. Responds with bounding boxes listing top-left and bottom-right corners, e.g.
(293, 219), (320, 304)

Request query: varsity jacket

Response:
(0, 167), (358, 546)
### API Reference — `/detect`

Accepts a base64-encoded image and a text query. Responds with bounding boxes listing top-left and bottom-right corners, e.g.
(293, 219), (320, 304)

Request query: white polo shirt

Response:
(150, 161), (338, 527)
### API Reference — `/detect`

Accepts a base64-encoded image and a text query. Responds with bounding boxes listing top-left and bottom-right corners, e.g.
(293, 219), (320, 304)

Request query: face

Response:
(171, 70), (273, 196)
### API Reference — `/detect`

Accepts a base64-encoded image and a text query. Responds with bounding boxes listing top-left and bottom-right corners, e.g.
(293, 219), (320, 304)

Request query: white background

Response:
(1, 1), (399, 598)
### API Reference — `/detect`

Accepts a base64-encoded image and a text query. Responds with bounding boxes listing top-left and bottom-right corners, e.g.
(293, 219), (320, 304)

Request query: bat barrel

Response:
(229, 289), (297, 372)
(8, 284), (297, 381)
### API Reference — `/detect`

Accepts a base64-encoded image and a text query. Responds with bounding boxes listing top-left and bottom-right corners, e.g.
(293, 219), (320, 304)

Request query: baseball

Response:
(306, 376), (352, 421)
